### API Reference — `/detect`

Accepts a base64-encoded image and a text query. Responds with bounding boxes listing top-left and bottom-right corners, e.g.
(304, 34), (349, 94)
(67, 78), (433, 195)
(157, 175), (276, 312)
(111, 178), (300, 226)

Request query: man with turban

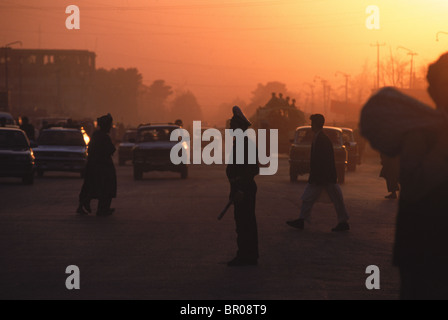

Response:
(226, 106), (260, 266)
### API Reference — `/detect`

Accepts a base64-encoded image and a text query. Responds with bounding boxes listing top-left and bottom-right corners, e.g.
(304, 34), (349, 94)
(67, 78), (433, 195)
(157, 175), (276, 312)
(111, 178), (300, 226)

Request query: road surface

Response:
(0, 152), (400, 300)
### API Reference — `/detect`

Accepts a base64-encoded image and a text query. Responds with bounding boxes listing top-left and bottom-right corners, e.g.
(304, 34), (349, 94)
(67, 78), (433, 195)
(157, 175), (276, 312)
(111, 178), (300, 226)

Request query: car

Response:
(118, 128), (137, 166)
(132, 124), (188, 180)
(33, 127), (89, 178)
(340, 127), (359, 172)
(0, 127), (35, 184)
(289, 126), (348, 184)
(0, 111), (17, 127)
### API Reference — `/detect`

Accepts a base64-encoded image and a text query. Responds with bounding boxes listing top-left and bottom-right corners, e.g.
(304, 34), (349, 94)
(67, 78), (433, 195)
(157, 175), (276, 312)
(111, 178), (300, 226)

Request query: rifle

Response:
(217, 200), (233, 221)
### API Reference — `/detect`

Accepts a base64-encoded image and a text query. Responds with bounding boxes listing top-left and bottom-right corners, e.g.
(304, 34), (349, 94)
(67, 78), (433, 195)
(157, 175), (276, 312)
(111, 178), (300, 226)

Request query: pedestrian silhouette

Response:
(226, 106), (260, 267)
(380, 153), (400, 199)
(286, 114), (350, 232)
(20, 116), (35, 141)
(361, 52), (448, 300)
(77, 113), (117, 216)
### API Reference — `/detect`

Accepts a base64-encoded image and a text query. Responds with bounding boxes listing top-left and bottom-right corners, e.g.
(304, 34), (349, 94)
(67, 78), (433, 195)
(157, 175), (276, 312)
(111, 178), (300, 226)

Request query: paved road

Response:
(0, 153), (400, 300)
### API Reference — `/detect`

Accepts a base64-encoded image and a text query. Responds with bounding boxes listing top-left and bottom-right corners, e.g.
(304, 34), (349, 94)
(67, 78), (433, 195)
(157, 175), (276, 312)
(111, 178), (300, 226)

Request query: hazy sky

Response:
(1, 0), (447, 115)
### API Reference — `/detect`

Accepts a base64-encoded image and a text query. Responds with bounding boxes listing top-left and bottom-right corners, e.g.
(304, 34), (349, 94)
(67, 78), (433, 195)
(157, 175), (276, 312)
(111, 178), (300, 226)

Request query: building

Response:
(0, 48), (96, 117)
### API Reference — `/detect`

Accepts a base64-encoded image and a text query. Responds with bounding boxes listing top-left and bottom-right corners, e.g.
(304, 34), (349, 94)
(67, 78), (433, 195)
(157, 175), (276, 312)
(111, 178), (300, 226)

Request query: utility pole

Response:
(314, 76), (329, 115)
(397, 46), (418, 89)
(303, 82), (315, 114)
(370, 42), (386, 90)
(335, 71), (350, 108)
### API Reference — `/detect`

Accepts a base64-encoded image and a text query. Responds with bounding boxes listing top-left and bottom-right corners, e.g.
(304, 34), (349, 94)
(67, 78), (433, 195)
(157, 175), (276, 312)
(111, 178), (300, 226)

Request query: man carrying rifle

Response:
(226, 106), (260, 267)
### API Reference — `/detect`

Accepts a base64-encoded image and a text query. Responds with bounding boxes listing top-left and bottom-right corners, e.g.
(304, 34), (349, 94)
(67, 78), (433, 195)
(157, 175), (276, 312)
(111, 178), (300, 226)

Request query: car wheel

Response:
(289, 166), (298, 182)
(180, 166), (188, 179)
(22, 173), (34, 185)
(337, 166), (346, 184)
(133, 166), (143, 180)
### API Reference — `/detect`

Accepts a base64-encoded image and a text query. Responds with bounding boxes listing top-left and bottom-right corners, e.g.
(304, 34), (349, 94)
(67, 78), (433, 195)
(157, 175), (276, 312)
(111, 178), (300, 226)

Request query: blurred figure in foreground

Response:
(77, 114), (117, 216)
(226, 106), (260, 266)
(286, 114), (350, 232)
(379, 153), (400, 199)
(361, 53), (448, 299)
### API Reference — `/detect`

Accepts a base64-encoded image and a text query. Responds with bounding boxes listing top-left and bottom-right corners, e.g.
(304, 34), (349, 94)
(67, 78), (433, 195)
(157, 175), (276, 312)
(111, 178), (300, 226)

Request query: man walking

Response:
(286, 114), (350, 232)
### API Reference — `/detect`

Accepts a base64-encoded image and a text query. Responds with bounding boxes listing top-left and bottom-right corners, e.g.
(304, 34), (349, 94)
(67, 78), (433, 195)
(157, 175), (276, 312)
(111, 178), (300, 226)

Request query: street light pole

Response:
(436, 31), (448, 42)
(397, 46), (418, 89)
(370, 42), (386, 90)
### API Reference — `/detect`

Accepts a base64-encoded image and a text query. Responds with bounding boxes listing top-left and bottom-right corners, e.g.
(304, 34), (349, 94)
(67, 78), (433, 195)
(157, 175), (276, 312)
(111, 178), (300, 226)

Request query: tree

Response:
(138, 80), (173, 123)
(170, 90), (202, 130)
(245, 81), (292, 118)
(93, 68), (142, 125)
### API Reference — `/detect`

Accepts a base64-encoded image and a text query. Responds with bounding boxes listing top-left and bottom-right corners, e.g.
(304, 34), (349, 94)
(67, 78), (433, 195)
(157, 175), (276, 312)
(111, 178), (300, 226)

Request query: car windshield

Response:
(137, 127), (174, 142)
(342, 130), (354, 143)
(295, 128), (341, 145)
(38, 130), (85, 146)
(0, 116), (15, 125)
(123, 131), (137, 142)
(0, 130), (28, 149)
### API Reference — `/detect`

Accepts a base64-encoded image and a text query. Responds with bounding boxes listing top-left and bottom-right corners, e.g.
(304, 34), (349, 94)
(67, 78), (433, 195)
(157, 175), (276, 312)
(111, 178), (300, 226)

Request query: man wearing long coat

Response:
(77, 114), (117, 216)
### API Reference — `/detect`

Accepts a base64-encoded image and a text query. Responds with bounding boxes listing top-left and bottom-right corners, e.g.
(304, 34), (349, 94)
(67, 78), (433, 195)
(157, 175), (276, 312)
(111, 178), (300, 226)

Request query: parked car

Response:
(0, 127), (35, 184)
(289, 126), (347, 184)
(118, 128), (137, 166)
(132, 124), (188, 180)
(33, 127), (88, 177)
(340, 127), (359, 172)
(0, 111), (17, 127)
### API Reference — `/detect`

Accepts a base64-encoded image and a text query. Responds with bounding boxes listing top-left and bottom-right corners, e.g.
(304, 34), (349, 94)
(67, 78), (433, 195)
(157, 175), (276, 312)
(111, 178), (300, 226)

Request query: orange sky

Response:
(1, 0), (447, 120)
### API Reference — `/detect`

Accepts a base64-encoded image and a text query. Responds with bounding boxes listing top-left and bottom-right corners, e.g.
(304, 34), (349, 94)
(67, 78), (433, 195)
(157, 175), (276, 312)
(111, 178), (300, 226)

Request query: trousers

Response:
(299, 183), (349, 223)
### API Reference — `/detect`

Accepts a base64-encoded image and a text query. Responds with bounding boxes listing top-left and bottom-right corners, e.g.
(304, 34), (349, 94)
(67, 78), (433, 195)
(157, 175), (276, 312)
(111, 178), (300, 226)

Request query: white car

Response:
(33, 127), (89, 178)
(132, 124), (188, 180)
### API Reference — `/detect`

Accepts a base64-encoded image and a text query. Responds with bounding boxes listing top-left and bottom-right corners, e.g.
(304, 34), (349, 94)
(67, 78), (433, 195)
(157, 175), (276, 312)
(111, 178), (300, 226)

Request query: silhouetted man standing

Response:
(287, 114), (350, 232)
(77, 113), (117, 216)
(226, 106), (260, 266)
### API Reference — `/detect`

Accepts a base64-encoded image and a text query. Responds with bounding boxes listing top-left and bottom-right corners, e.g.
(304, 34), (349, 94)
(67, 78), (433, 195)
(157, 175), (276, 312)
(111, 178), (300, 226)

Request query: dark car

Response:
(33, 127), (89, 177)
(289, 126), (347, 184)
(340, 127), (359, 172)
(132, 124), (188, 180)
(0, 127), (35, 184)
(118, 128), (137, 166)
(0, 111), (18, 127)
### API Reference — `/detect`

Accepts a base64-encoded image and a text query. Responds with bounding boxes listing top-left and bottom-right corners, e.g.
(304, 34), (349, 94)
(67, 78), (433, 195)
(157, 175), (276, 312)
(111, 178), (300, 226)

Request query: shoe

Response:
(332, 222), (350, 232)
(227, 257), (258, 267)
(76, 204), (88, 215)
(286, 219), (304, 229)
(82, 202), (92, 213)
(385, 192), (397, 199)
